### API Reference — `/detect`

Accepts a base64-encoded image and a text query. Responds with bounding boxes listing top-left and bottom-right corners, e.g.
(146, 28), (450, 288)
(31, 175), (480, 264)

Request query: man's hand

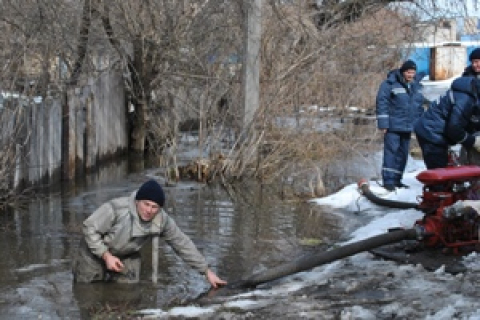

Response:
(205, 268), (227, 289)
(474, 136), (480, 152)
(102, 251), (124, 273)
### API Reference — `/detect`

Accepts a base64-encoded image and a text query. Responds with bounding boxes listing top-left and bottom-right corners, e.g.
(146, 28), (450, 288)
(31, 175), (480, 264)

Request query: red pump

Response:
(414, 166), (480, 251)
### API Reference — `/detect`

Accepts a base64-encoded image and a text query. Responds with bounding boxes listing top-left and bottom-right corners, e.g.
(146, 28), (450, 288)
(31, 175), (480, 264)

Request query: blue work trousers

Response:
(416, 135), (449, 169)
(382, 131), (411, 185)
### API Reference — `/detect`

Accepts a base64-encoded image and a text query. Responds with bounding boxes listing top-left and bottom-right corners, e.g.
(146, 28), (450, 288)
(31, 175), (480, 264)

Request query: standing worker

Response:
(462, 48), (480, 77)
(414, 76), (480, 170)
(376, 60), (425, 191)
(72, 179), (227, 288)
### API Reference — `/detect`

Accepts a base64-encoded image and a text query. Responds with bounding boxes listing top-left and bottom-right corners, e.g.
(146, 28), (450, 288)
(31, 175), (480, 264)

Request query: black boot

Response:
(383, 184), (396, 191)
(396, 182), (409, 189)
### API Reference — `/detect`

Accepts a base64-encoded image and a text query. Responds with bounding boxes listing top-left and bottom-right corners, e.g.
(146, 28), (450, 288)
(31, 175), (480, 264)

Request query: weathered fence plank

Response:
(8, 70), (127, 189)
(66, 71), (128, 179)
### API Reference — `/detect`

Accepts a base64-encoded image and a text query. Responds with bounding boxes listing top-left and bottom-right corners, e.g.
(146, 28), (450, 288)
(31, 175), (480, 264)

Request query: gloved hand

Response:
(474, 136), (480, 152)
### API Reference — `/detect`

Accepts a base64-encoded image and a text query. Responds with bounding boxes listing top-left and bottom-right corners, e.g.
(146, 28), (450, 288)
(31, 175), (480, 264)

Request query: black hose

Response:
(358, 180), (419, 210)
(227, 228), (418, 289)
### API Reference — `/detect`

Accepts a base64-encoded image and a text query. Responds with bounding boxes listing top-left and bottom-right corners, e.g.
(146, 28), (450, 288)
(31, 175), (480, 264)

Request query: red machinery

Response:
(226, 166), (480, 289)
(414, 165), (480, 251)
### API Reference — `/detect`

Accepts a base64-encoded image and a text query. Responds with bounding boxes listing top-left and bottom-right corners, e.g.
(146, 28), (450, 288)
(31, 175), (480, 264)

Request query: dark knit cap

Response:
(400, 60), (417, 73)
(135, 179), (165, 207)
(470, 48), (480, 61)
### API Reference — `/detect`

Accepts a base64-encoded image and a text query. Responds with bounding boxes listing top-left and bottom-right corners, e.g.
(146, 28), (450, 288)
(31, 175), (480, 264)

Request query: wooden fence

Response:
(8, 71), (128, 189)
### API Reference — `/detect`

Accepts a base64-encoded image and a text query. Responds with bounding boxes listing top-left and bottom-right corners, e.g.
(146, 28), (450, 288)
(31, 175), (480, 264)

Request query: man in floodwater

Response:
(72, 179), (227, 288)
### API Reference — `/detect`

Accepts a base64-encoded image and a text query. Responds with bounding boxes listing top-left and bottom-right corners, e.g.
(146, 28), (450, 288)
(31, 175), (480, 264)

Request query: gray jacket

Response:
(83, 191), (209, 274)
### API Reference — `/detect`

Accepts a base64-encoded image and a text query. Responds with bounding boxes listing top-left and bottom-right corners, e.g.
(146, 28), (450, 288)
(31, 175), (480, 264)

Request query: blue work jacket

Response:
(376, 69), (425, 132)
(414, 76), (480, 147)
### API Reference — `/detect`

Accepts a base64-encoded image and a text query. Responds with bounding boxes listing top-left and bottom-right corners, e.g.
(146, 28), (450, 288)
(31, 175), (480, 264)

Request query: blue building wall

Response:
(403, 47), (430, 75)
(403, 42), (480, 76)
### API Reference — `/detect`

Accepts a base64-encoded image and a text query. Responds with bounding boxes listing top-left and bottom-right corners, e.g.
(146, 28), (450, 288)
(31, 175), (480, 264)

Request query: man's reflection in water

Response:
(72, 282), (142, 319)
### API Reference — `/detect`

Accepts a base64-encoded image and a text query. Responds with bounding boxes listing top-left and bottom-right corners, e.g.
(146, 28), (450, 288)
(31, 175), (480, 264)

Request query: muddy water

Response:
(0, 158), (347, 319)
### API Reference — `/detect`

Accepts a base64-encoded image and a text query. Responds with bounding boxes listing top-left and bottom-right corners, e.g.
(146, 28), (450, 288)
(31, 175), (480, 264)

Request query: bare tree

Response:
(0, 0), (477, 196)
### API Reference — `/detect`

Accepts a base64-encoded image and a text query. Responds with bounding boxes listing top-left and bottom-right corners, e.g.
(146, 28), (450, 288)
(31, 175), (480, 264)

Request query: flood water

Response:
(0, 157), (346, 319)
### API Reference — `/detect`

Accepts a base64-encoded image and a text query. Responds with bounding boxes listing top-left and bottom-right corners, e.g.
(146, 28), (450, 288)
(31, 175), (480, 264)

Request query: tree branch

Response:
(69, 0), (93, 85)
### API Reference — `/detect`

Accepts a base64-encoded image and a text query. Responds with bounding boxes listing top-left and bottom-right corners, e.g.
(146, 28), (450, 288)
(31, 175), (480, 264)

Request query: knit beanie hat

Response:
(470, 48), (480, 61)
(400, 60), (417, 73)
(135, 179), (165, 207)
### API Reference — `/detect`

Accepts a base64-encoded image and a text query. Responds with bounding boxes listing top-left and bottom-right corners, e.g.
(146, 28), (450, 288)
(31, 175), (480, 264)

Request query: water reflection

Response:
(0, 157), (342, 319)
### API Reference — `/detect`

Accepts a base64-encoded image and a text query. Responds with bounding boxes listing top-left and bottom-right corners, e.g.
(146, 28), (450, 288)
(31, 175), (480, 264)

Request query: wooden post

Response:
(242, 0), (262, 128)
(152, 235), (159, 283)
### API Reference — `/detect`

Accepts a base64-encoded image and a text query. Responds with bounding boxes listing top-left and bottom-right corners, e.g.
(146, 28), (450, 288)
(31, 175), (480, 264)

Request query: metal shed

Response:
(430, 44), (466, 80)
